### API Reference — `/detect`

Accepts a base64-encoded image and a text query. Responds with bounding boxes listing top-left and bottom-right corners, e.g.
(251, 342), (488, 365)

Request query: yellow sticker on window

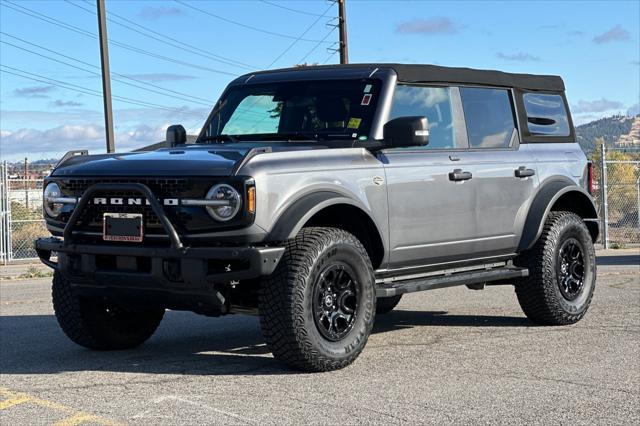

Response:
(347, 118), (362, 129)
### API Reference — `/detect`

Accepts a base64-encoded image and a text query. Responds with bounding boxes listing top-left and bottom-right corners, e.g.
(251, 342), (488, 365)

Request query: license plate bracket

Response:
(103, 213), (144, 242)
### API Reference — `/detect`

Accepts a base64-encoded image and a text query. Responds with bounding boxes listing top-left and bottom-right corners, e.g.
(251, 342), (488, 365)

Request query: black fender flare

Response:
(266, 191), (382, 243)
(518, 178), (598, 251)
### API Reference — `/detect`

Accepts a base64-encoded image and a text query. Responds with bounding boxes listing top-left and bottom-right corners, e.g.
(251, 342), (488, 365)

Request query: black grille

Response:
(58, 178), (193, 198)
(56, 178), (209, 234)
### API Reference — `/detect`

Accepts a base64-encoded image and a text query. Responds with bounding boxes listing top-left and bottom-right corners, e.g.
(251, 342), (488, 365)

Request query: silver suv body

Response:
(36, 64), (599, 371)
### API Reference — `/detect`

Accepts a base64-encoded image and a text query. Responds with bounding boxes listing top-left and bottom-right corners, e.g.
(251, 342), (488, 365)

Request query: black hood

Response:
(52, 145), (255, 177)
(50, 142), (339, 177)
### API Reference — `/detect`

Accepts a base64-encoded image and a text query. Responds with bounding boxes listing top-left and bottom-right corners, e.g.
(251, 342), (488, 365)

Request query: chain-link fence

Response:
(596, 145), (640, 249)
(1, 161), (51, 263)
(1, 151), (639, 264)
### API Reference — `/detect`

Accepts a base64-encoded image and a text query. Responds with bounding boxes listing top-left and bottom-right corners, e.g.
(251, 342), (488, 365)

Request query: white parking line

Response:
(133, 395), (258, 424)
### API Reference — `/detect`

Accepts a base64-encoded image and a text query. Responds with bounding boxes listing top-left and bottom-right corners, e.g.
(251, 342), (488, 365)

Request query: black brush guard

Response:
(35, 183), (283, 313)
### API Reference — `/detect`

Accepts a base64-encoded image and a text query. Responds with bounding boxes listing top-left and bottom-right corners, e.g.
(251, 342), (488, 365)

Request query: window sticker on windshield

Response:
(348, 118), (362, 129)
(361, 94), (372, 106)
(364, 84), (372, 93)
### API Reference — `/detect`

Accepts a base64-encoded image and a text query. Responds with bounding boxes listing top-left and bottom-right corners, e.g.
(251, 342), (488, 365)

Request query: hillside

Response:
(576, 115), (639, 154)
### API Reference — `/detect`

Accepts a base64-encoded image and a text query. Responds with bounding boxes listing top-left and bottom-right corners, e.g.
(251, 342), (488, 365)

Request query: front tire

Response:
(259, 227), (376, 372)
(52, 271), (165, 350)
(514, 212), (596, 325)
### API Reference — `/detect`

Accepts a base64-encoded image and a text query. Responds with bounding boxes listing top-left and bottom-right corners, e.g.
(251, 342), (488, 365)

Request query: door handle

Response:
(449, 169), (473, 181)
(515, 166), (535, 178)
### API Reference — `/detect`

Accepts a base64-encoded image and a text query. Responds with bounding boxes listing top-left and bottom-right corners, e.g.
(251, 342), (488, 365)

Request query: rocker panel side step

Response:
(375, 267), (529, 298)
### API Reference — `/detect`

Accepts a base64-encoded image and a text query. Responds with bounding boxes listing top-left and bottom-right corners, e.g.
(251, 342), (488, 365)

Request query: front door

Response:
(381, 85), (478, 267)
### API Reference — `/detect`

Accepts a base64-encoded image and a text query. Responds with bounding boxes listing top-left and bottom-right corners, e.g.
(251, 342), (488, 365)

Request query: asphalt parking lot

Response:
(1, 250), (638, 425)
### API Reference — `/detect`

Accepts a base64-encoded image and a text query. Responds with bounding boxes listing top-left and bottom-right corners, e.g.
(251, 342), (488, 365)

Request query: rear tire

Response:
(52, 271), (164, 350)
(514, 211), (596, 325)
(259, 227), (376, 372)
(376, 295), (402, 315)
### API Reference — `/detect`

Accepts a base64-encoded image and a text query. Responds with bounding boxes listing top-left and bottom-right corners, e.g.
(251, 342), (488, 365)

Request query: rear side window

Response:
(460, 87), (516, 149)
(523, 93), (570, 136)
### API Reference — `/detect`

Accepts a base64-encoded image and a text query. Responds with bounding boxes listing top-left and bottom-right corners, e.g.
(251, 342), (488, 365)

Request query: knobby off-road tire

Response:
(52, 271), (165, 350)
(259, 227), (376, 372)
(514, 211), (596, 325)
(376, 295), (403, 315)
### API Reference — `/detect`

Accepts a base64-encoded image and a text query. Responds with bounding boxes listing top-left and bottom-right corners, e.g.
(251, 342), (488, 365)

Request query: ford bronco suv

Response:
(36, 64), (598, 372)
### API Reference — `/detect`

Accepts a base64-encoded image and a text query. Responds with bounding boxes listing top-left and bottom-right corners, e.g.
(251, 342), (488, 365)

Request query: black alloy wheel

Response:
(312, 263), (359, 341)
(556, 238), (585, 301)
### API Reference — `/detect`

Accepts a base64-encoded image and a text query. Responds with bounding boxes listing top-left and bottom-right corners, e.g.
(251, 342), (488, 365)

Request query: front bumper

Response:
(35, 237), (284, 314)
(36, 237), (283, 281)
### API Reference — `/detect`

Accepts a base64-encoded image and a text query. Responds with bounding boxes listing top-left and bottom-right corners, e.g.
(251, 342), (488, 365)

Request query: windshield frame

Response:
(196, 70), (397, 144)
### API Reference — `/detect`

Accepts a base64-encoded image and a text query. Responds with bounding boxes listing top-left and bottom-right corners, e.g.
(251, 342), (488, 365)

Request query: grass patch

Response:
(16, 266), (53, 280)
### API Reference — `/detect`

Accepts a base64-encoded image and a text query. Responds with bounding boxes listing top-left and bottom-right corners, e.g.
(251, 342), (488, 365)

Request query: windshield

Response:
(199, 79), (382, 142)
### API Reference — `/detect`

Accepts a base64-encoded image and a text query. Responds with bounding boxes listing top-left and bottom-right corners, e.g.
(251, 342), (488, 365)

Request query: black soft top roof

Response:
(243, 63), (565, 92)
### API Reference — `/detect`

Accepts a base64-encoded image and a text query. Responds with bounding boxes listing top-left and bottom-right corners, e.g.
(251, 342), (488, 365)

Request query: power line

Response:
(322, 51), (338, 65)
(258, 0), (327, 17)
(266, 2), (334, 69)
(66, 0), (256, 71)
(0, 65), (204, 116)
(298, 27), (337, 64)
(1, 67), (206, 139)
(0, 35), (261, 120)
(174, 0), (334, 43)
(0, 1), (238, 77)
(0, 32), (214, 105)
(0, 37), (212, 107)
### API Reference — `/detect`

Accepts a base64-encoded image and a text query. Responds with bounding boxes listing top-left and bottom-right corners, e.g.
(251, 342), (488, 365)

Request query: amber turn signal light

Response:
(247, 186), (256, 214)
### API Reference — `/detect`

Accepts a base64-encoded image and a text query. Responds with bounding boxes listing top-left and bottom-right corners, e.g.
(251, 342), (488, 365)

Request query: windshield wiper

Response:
(254, 132), (317, 142)
(198, 134), (239, 143)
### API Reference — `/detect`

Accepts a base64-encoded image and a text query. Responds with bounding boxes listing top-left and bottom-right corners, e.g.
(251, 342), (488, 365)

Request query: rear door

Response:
(457, 87), (539, 256)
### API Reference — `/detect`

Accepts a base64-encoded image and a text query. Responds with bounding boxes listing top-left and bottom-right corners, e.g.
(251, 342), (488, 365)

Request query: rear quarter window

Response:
(523, 93), (570, 136)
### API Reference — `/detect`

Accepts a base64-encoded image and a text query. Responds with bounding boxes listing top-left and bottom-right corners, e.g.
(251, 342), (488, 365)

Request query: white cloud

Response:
(138, 6), (183, 20)
(395, 18), (460, 35)
(572, 98), (625, 114)
(593, 25), (630, 44)
(0, 123), (179, 160)
(496, 52), (540, 62)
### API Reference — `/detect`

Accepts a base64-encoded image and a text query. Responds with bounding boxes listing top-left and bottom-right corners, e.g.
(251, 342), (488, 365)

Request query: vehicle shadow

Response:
(0, 309), (532, 377)
(596, 254), (640, 266)
(373, 310), (533, 334)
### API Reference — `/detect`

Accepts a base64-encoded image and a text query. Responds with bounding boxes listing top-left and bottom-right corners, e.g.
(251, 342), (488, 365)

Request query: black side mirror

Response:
(383, 116), (429, 148)
(166, 124), (186, 147)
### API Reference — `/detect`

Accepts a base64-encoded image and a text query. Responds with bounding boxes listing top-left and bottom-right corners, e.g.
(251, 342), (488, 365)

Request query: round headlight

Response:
(205, 184), (241, 221)
(43, 183), (63, 217)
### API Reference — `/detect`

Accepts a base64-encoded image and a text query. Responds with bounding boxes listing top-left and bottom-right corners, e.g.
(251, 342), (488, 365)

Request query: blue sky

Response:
(1, 0), (639, 161)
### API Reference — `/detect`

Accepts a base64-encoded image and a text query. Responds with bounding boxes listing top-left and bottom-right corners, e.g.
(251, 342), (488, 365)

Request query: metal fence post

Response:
(0, 161), (11, 264)
(600, 143), (609, 249)
(0, 162), (5, 265)
(637, 175), (640, 234)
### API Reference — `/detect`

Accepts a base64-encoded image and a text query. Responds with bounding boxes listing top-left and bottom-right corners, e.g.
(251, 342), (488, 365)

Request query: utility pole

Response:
(337, 0), (348, 64)
(96, 0), (115, 153)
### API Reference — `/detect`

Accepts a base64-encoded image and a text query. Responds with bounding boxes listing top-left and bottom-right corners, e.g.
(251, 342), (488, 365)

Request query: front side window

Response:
(460, 87), (517, 149)
(200, 79), (381, 142)
(389, 85), (464, 149)
(523, 93), (570, 136)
